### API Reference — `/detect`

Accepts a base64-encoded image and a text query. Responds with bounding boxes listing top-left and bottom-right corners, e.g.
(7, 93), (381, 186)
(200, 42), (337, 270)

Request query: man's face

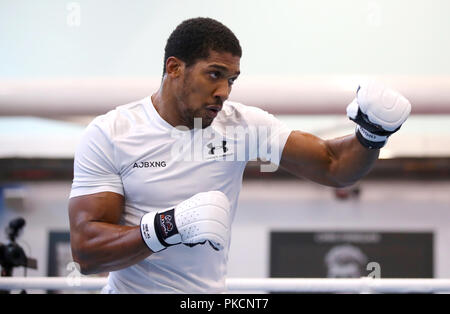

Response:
(176, 50), (240, 128)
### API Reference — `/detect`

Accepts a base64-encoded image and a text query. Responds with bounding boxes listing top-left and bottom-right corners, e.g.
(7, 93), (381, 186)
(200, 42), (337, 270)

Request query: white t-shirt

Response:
(70, 96), (291, 293)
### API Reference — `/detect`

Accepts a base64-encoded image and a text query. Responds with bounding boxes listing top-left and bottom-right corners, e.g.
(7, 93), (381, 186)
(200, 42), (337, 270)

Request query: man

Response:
(68, 17), (411, 293)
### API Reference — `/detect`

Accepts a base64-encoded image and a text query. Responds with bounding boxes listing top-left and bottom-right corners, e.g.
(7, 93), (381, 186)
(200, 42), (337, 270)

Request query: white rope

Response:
(0, 277), (106, 291)
(226, 278), (450, 293)
(1, 277), (450, 293)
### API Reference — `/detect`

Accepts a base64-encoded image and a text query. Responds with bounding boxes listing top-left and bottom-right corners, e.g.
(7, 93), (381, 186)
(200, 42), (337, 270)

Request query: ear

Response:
(165, 57), (184, 78)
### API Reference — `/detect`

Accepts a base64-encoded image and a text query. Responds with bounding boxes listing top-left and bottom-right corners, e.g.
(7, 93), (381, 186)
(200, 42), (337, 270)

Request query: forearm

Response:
(72, 222), (152, 275)
(325, 133), (379, 186)
(282, 82), (409, 187)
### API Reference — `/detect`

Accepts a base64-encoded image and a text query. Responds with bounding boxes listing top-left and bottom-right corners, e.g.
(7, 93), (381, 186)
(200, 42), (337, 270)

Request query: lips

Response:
(206, 105), (222, 112)
(206, 108), (219, 119)
(205, 105), (222, 119)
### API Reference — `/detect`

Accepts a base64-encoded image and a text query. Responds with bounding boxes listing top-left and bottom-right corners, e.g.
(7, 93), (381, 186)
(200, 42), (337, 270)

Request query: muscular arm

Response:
(69, 192), (152, 275)
(280, 130), (379, 187)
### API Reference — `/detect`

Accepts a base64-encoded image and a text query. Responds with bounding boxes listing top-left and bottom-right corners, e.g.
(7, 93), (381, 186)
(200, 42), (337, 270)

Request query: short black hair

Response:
(163, 17), (242, 75)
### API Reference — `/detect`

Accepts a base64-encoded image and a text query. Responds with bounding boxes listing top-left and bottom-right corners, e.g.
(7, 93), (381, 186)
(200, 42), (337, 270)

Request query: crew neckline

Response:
(146, 95), (179, 131)
(147, 95), (211, 134)
(146, 96), (215, 134)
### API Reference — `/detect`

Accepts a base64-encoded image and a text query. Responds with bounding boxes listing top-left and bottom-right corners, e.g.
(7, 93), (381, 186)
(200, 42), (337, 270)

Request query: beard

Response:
(180, 107), (214, 129)
(179, 83), (215, 129)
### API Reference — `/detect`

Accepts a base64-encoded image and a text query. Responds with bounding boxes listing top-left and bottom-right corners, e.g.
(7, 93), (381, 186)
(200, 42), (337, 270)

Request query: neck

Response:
(151, 78), (187, 128)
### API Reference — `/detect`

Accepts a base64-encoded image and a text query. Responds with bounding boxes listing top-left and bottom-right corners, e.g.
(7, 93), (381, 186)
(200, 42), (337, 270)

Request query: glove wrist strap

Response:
(355, 126), (387, 149)
(140, 211), (166, 253)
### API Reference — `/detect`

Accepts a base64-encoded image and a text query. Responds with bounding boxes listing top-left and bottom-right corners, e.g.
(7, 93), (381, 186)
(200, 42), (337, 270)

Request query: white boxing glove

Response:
(346, 81), (411, 149)
(140, 191), (231, 252)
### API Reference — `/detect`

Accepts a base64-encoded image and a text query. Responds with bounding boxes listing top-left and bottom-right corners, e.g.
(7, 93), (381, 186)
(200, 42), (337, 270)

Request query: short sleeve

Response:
(244, 106), (292, 166)
(69, 121), (124, 198)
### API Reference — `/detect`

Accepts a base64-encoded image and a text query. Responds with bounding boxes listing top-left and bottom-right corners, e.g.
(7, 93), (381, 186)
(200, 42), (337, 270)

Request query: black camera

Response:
(0, 218), (37, 293)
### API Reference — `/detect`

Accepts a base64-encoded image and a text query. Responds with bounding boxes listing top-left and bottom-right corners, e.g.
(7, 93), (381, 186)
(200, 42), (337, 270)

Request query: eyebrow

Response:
(208, 64), (240, 76)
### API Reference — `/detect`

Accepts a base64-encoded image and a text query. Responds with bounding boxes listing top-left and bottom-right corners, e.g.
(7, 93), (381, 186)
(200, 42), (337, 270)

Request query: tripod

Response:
(0, 218), (37, 294)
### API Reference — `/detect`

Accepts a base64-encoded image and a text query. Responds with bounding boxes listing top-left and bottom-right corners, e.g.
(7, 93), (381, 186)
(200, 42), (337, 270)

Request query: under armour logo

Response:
(207, 141), (228, 155)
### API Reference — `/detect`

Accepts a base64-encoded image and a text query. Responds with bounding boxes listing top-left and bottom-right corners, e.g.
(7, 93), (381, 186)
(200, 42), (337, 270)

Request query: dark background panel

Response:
(270, 231), (433, 278)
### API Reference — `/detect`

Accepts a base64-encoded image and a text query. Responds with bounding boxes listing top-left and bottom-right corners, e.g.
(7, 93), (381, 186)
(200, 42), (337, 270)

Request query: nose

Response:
(213, 81), (231, 103)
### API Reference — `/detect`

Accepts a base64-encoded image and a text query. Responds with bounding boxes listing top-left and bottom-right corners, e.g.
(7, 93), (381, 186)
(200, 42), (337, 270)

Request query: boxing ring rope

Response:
(1, 277), (450, 293)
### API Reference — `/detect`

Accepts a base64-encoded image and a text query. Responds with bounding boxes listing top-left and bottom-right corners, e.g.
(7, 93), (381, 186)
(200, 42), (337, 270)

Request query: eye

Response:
(209, 71), (221, 79)
(228, 78), (236, 86)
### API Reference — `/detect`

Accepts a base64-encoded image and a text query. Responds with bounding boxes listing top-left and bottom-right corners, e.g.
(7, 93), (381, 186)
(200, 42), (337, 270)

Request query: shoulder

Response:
(216, 101), (274, 125)
(221, 100), (269, 115)
(214, 101), (280, 129)
(87, 96), (151, 140)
